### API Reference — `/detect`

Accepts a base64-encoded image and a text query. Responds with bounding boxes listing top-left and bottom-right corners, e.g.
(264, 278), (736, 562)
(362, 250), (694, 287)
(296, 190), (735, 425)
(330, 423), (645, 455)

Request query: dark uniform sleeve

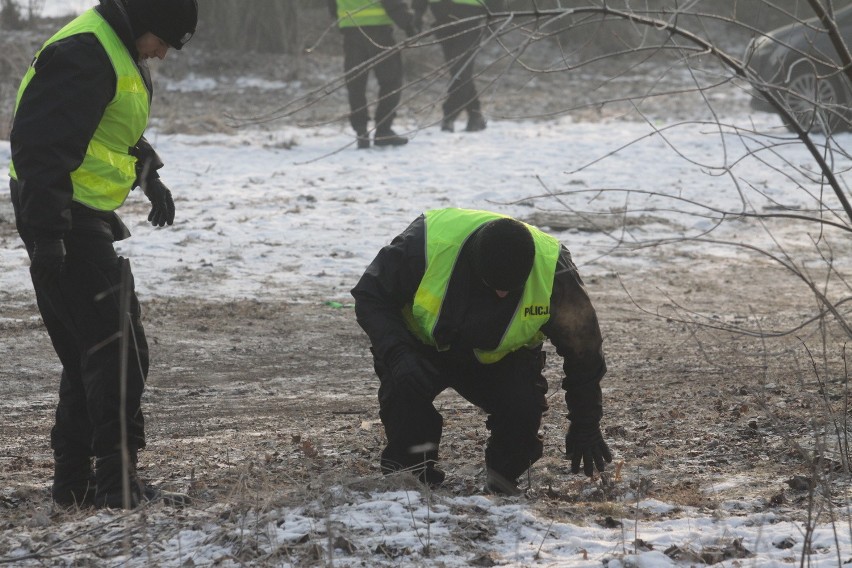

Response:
(10, 34), (114, 240)
(381, 0), (416, 34)
(131, 136), (164, 186)
(351, 215), (427, 363)
(540, 246), (607, 425)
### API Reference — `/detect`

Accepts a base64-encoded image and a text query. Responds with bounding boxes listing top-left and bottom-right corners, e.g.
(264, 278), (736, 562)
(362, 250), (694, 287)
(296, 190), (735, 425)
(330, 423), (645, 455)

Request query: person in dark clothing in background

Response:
(8, 0), (197, 509)
(351, 208), (612, 495)
(328, 0), (419, 148)
(413, 0), (488, 132)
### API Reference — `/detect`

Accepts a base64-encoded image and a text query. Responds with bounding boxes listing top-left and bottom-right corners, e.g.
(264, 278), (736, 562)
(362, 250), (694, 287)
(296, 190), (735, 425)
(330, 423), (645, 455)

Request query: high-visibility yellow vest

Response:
(335, 0), (392, 27)
(10, 9), (149, 212)
(404, 208), (561, 363)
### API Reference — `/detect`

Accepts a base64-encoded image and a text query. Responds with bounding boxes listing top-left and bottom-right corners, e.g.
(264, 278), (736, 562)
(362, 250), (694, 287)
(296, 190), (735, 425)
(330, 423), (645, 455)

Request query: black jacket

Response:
(9, 0), (160, 241)
(351, 214), (607, 424)
(328, 0), (416, 33)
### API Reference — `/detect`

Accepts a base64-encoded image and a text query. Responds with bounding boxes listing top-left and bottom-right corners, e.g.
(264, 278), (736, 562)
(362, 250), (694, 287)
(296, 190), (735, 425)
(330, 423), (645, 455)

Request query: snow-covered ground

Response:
(4, 114), (851, 304)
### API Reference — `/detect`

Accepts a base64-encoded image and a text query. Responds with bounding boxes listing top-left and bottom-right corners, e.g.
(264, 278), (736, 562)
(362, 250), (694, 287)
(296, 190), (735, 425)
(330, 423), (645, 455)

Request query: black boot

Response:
(465, 110), (487, 132)
(94, 453), (144, 509)
(95, 453), (190, 509)
(440, 117), (455, 132)
(484, 468), (521, 496)
(380, 453), (445, 488)
(356, 130), (370, 149)
(417, 463), (446, 488)
(374, 128), (408, 147)
(52, 453), (96, 507)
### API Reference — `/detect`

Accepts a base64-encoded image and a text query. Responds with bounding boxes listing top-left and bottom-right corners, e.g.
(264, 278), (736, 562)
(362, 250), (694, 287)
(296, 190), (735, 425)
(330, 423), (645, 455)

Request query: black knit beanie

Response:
(125, 0), (198, 49)
(471, 218), (535, 292)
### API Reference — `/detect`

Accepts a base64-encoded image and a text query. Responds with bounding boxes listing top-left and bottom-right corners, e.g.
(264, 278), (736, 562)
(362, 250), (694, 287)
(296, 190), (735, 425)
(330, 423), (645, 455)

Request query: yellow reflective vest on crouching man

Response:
(9, 9), (149, 212)
(404, 208), (561, 364)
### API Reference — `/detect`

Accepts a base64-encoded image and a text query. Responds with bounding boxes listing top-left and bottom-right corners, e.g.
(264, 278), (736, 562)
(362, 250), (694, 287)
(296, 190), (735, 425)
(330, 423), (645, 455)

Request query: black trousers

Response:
(375, 345), (548, 482)
(341, 25), (403, 134)
(11, 183), (148, 459)
(430, 3), (486, 121)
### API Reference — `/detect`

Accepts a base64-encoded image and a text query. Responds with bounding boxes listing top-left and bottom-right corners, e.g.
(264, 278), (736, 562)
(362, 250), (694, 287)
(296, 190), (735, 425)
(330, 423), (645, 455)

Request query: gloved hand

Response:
(385, 346), (439, 399)
(565, 422), (612, 476)
(30, 239), (66, 287)
(143, 178), (175, 227)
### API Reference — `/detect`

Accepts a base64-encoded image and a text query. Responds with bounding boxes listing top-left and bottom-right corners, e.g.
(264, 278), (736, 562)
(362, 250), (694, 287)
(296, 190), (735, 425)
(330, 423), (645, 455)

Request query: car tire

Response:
(783, 64), (850, 133)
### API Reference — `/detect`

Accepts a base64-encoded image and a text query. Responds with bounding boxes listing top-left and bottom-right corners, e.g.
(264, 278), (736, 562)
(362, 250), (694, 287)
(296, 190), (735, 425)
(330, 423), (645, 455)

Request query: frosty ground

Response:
(2, 10), (852, 568)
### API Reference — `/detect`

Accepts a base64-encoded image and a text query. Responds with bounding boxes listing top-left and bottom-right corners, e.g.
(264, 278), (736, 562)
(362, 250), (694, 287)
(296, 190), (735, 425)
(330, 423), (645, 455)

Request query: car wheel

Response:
(783, 65), (849, 133)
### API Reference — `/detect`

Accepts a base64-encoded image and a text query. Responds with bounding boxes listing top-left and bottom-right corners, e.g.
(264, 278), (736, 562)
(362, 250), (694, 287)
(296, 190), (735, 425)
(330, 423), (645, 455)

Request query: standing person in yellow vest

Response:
(413, 0), (488, 132)
(328, 0), (419, 148)
(8, 0), (197, 509)
(351, 208), (612, 495)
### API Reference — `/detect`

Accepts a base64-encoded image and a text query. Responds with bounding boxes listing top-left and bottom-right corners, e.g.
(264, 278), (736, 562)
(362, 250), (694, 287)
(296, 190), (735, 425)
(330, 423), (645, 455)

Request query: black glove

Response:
(30, 239), (66, 287)
(144, 178), (175, 227)
(385, 346), (439, 400)
(565, 422), (612, 477)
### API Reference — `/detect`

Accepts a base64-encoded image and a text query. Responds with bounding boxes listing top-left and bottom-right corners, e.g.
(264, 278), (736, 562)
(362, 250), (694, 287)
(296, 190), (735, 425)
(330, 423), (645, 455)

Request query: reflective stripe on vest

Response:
(404, 208), (561, 364)
(336, 0), (392, 27)
(9, 9), (149, 212)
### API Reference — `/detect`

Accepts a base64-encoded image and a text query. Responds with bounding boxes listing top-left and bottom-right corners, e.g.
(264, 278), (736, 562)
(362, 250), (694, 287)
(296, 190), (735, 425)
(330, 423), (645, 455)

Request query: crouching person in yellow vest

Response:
(8, 0), (197, 509)
(352, 208), (612, 495)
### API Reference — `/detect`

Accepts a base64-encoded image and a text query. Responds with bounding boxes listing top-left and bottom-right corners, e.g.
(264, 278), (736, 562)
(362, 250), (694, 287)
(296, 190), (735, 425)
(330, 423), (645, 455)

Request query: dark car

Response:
(743, 5), (852, 132)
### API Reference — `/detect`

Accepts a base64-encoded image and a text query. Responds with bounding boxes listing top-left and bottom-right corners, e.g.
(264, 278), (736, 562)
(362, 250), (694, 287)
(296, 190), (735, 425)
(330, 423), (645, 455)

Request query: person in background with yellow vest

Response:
(413, 0), (488, 132)
(8, 0), (197, 509)
(351, 208), (611, 495)
(328, 0), (419, 148)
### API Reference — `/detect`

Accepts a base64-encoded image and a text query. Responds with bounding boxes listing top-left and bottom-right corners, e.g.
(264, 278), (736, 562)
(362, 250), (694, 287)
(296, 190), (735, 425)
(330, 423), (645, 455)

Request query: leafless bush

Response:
(500, 4), (852, 555)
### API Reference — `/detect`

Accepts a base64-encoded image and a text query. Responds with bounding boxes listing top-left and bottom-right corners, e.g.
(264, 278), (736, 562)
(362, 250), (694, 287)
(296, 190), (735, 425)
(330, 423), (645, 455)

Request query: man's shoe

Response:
(466, 111), (487, 132)
(94, 453), (190, 509)
(95, 482), (190, 509)
(440, 117), (455, 132)
(356, 132), (370, 149)
(374, 129), (408, 147)
(52, 453), (96, 507)
(418, 464), (446, 488)
(485, 468), (521, 496)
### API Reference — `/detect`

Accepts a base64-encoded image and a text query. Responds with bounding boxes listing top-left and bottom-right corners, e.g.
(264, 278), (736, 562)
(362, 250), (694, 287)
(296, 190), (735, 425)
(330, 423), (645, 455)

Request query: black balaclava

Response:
(125, 0), (198, 49)
(471, 218), (535, 292)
